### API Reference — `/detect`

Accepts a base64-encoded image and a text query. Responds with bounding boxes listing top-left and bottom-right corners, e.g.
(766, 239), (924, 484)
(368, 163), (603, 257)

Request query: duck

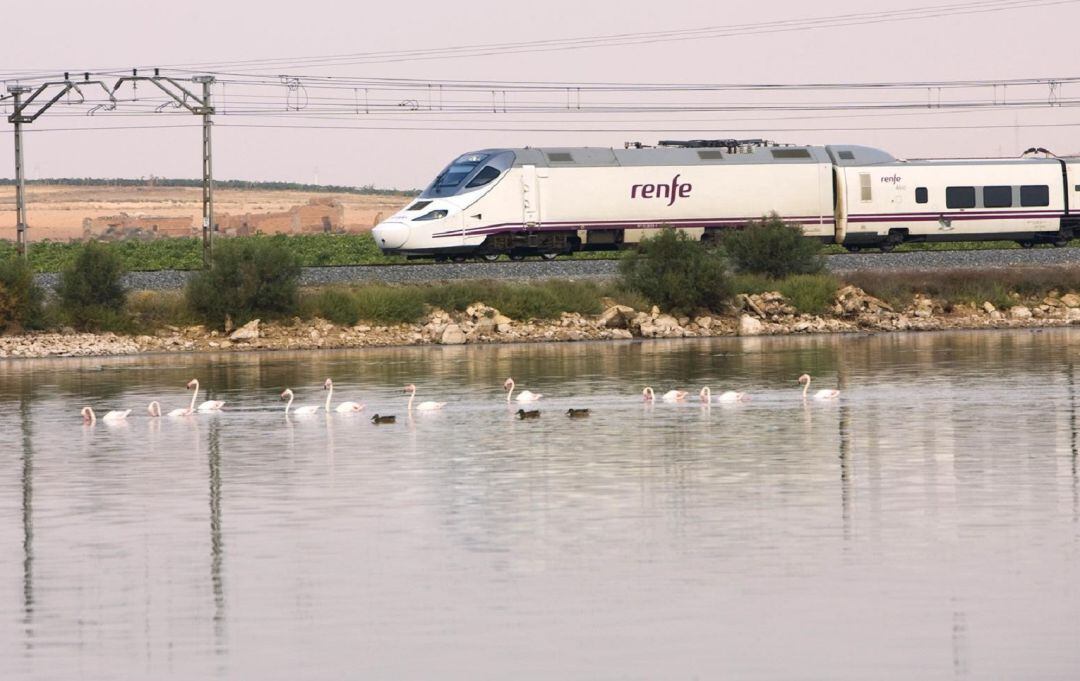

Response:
(371, 414), (396, 424)
(566, 408), (590, 418)
(516, 409), (541, 420)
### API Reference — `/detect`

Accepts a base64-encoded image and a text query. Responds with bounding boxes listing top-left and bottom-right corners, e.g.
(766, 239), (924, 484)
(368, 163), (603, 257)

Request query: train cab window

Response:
(915, 187), (928, 204)
(465, 166), (501, 189)
(946, 186), (976, 209)
(982, 186), (1013, 208)
(838, 151), (855, 160)
(1020, 185), (1050, 207)
(859, 174), (872, 202)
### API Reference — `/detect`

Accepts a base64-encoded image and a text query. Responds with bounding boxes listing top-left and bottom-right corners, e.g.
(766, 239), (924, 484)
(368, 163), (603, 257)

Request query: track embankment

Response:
(31, 246), (1080, 291)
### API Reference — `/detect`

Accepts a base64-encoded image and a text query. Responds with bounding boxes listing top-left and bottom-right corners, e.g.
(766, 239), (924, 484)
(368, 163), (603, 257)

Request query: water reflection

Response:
(1, 329), (1080, 679)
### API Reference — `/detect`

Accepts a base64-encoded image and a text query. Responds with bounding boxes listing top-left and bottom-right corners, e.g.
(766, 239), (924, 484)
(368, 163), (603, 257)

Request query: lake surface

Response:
(1, 330), (1079, 680)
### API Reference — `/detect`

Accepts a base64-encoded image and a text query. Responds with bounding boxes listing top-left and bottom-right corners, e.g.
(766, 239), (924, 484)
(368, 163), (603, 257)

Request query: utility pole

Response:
(6, 71), (216, 265)
(193, 76), (215, 265)
(8, 85), (31, 259)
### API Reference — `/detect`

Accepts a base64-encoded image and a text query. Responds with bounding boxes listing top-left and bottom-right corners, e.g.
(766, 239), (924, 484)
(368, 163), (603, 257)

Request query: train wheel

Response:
(540, 253), (559, 261)
(878, 242), (896, 253)
(434, 255), (449, 263)
(508, 253), (525, 261)
(479, 253), (500, 262)
(1053, 238), (1069, 248)
(844, 245), (862, 253)
(1018, 241), (1035, 249)
(451, 255), (468, 263)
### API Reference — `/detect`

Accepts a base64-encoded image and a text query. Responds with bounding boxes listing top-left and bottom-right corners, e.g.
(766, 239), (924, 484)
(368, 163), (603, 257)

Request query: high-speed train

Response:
(371, 139), (1080, 260)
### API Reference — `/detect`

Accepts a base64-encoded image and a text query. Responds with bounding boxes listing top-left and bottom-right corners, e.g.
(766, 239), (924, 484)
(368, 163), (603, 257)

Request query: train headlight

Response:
(413, 209), (449, 221)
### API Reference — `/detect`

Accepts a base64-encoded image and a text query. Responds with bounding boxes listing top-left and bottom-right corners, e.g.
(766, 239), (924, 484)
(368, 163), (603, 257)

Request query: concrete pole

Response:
(9, 85), (31, 259)
(195, 76), (215, 266)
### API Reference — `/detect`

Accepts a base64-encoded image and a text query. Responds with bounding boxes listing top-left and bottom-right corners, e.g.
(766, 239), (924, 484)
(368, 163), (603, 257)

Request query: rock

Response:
(990, 310), (1004, 320)
(695, 316), (714, 330)
(1067, 308), (1080, 321)
(835, 285), (893, 316)
(439, 323), (466, 345)
(983, 301), (996, 314)
(229, 319), (260, 341)
(597, 305), (636, 329)
(1061, 293), (1080, 308)
(739, 314), (764, 336)
(736, 294), (767, 318)
(492, 314), (512, 326)
(1008, 306), (1032, 320)
(609, 329), (634, 340)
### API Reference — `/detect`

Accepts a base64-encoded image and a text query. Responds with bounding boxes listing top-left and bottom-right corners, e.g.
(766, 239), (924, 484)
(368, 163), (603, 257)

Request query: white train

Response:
(371, 140), (1080, 260)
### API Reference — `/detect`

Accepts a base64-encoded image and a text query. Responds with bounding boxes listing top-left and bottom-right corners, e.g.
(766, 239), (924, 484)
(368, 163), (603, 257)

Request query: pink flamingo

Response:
(281, 388), (319, 415)
(187, 379), (225, 412)
(504, 377), (542, 403)
(699, 387), (750, 403)
(405, 384), (446, 411)
(799, 374), (840, 401)
(324, 378), (364, 412)
(148, 400), (192, 418)
(81, 406), (130, 424)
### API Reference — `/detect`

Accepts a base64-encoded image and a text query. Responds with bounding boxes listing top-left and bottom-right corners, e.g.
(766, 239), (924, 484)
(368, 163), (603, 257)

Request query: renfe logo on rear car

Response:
(631, 175), (693, 206)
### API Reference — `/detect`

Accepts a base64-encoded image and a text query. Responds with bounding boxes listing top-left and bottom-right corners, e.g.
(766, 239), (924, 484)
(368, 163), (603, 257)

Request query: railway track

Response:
(32, 246), (1080, 291)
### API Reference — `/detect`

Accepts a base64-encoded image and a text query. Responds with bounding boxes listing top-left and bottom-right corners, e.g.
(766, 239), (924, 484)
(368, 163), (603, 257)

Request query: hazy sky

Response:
(3, 0), (1079, 188)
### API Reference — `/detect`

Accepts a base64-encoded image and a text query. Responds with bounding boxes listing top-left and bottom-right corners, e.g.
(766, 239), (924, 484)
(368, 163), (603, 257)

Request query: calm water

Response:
(1, 330), (1079, 680)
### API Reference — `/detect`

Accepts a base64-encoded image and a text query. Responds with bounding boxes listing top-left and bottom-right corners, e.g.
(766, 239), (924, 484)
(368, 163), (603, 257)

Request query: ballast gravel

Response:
(31, 247), (1080, 291)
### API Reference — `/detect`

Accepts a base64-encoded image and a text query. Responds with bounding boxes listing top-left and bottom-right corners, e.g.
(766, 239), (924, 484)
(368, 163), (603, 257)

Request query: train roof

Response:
(474, 143), (1071, 169)
(493, 143), (895, 168)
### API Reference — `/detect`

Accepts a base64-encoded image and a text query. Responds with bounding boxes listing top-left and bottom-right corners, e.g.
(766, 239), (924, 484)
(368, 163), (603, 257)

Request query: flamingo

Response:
(699, 387), (750, 403)
(148, 400), (192, 418)
(645, 386), (687, 402)
(799, 373), (840, 401)
(187, 379), (225, 412)
(504, 377), (542, 403)
(281, 388), (319, 415)
(324, 378), (364, 412)
(81, 406), (130, 424)
(405, 383), (446, 411)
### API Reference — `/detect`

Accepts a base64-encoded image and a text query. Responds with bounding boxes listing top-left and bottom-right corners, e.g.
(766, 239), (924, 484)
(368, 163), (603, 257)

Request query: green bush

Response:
(353, 285), (427, 324)
(721, 214), (825, 278)
(0, 257), (45, 331)
(618, 228), (731, 315)
(56, 241), (130, 331)
(186, 238), (301, 328)
(778, 274), (840, 314)
(307, 288), (363, 325)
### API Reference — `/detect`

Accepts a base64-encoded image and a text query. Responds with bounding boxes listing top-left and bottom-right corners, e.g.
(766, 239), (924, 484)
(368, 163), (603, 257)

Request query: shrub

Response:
(353, 285), (427, 324)
(127, 290), (198, 331)
(308, 287), (363, 326)
(0, 257), (45, 331)
(186, 238), (301, 328)
(618, 228), (731, 315)
(56, 241), (130, 331)
(778, 274), (840, 314)
(721, 213), (825, 278)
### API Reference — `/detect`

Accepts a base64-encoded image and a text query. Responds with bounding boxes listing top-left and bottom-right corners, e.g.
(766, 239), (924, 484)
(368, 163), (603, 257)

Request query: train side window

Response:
(859, 174), (872, 202)
(983, 186), (1013, 208)
(1020, 185), (1050, 207)
(946, 186), (976, 209)
(915, 187), (928, 204)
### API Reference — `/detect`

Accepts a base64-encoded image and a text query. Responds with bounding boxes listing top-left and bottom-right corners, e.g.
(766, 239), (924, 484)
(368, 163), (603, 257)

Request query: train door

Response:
(521, 164), (541, 228)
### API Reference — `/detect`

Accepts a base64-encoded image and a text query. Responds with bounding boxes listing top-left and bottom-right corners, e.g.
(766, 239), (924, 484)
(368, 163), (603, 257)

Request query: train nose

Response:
(372, 221), (410, 250)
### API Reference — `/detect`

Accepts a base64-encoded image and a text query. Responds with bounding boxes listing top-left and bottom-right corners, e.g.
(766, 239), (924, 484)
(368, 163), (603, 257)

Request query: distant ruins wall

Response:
(82, 198), (348, 240)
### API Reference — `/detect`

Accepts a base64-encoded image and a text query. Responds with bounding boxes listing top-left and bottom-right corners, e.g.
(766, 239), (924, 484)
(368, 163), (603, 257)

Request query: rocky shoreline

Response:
(3, 285), (1080, 359)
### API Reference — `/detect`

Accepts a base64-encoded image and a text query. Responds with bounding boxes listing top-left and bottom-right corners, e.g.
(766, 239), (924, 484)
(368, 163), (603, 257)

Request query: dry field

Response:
(0, 185), (412, 241)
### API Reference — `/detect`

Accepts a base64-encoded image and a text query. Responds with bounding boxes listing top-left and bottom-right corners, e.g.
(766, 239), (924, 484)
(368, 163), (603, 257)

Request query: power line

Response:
(149, 0), (1076, 72)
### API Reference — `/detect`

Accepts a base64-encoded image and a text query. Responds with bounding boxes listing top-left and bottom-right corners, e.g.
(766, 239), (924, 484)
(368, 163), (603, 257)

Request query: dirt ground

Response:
(0, 185), (412, 240)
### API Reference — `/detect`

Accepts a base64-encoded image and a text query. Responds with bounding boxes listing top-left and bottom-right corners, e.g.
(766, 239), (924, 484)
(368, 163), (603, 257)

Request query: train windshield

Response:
(421, 151), (514, 198)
